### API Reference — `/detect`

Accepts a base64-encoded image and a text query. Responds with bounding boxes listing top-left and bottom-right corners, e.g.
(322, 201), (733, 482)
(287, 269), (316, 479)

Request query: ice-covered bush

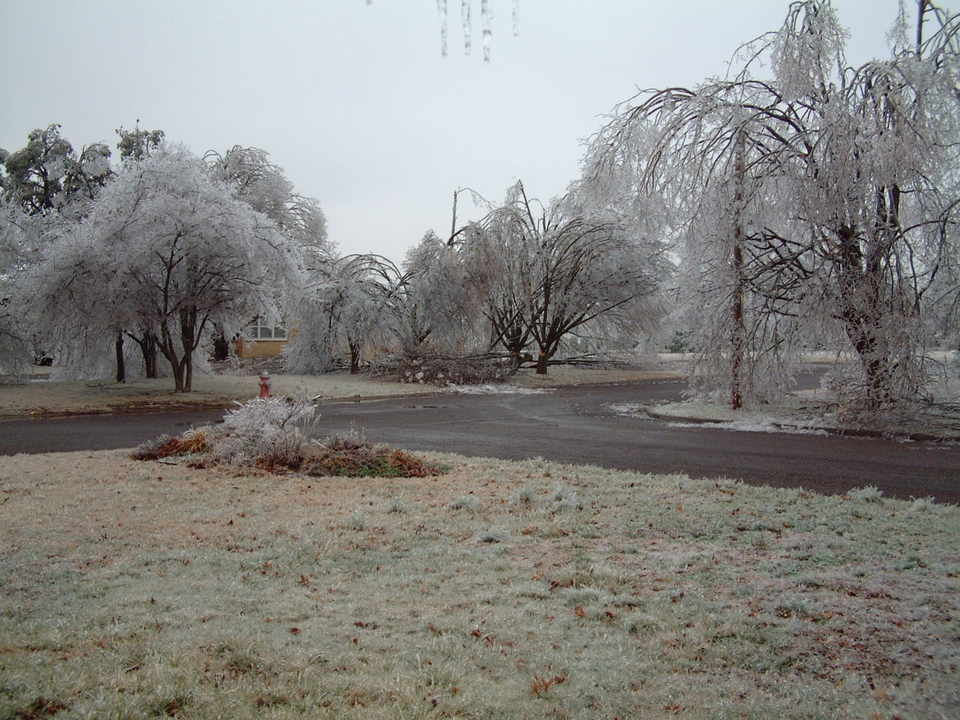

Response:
(130, 396), (442, 477)
(212, 396), (319, 467)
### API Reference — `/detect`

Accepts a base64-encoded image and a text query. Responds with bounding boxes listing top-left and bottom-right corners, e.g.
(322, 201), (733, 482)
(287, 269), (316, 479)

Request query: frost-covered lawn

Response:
(509, 366), (680, 388)
(0, 366), (680, 417)
(1, 451), (957, 719)
(637, 398), (838, 434)
(0, 373), (433, 417)
(643, 374), (960, 440)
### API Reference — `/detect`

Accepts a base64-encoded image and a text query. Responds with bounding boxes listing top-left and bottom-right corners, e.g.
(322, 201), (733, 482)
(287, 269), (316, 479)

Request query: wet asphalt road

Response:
(1, 378), (958, 503)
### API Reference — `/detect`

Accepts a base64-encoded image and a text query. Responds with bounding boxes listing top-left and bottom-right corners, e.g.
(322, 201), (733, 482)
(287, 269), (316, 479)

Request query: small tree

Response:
(0, 198), (37, 374)
(287, 253), (394, 374)
(475, 182), (663, 374)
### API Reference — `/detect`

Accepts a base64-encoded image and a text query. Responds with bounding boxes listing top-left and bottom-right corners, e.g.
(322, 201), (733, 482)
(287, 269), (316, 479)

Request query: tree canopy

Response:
(587, 0), (960, 411)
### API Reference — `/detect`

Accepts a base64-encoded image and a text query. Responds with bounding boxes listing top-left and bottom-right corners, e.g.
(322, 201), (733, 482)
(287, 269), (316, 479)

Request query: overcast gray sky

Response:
(2, 0), (893, 262)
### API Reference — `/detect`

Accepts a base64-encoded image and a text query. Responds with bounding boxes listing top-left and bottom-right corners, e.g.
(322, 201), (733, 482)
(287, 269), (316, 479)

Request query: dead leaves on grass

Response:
(11, 697), (69, 719)
(530, 673), (568, 697)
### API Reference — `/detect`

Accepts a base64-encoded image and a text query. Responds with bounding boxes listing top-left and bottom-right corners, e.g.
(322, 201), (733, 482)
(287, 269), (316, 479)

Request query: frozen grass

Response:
(509, 366), (680, 388)
(1, 451), (958, 718)
(0, 367), (681, 418)
(618, 400), (834, 436)
(0, 373), (434, 417)
(449, 384), (550, 395)
(646, 393), (960, 440)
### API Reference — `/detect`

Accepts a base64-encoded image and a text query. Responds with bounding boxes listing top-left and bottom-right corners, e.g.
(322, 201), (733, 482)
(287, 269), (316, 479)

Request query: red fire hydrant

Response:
(258, 372), (271, 398)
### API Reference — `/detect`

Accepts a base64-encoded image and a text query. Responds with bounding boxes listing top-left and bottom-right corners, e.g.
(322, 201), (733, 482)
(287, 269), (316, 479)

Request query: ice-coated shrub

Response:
(221, 396), (319, 436)
(130, 396), (442, 477)
(908, 496), (938, 513)
(211, 397), (320, 467)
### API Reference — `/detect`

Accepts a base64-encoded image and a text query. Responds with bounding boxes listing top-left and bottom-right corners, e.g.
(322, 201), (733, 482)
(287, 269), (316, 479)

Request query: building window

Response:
(245, 317), (287, 340)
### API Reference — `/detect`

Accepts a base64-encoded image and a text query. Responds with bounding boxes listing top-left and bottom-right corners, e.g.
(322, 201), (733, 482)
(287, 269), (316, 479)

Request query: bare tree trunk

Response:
(535, 351), (549, 374)
(142, 332), (158, 378)
(157, 308), (198, 393)
(831, 216), (906, 412)
(349, 341), (361, 374)
(158, 323), (185, 393)
(115, 331), (126, 384)
(178, 307), (197, 392)
(212, 326), (229, 361)
(730, 129), (747, 410)
(128, 329), (159, 378)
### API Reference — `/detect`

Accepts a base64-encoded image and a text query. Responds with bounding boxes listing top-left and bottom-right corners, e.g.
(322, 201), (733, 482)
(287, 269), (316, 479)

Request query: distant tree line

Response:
(2, 0), (957, 421)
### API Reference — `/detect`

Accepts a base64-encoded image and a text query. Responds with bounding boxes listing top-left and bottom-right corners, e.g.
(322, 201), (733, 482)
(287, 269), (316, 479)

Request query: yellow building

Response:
(234, 317), (291, 359)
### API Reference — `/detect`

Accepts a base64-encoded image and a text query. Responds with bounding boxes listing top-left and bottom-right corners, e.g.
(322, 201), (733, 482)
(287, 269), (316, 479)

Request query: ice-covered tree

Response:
(115, 122), (165, 163)
(205, 145), (330, 360)
(0, 198), (39, 374)
(587, 0), (960, 411)
(30, 146), (300, 392)
(205, 145), (330, 268)
(472, 182), (663, 374)
(1, 124), (112, 217)
(287, 253), (395, 374)
(400, 230), (479, 355)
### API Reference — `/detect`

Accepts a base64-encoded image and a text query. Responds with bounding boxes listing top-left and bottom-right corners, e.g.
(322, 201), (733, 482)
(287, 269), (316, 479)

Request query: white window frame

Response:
(244, 316), (288, 341)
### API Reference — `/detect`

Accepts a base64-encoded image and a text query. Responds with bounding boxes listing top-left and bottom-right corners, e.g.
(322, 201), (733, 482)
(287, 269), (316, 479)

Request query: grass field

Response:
(1, 450), (958, 719)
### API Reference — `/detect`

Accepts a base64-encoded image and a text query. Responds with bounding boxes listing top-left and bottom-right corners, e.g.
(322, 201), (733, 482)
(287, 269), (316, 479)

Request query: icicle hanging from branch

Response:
(437, 0), (449, 57)
(462, 0), (472, 55)
(373, 0), (516, 61)
(481, 0), (492, 61)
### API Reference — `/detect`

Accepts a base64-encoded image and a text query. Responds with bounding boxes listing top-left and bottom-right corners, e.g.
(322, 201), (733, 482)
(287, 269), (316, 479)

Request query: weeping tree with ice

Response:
(0, 197), (43, 374)
(769, 0), (960, 410)
(398, 230), (483, 356)
(287, 241), (469, 374)
(458, 215), (535, 366)
(588, 0), (960, 412)
(30, 146), (301, 392)
(588, 86), (813, 408)
(467, 182), (664, 374)
(205, 145), (330, 270)
(286, 253), (397, 374)
(205, 145), (330, 359)
(1, 125), (114, 376)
